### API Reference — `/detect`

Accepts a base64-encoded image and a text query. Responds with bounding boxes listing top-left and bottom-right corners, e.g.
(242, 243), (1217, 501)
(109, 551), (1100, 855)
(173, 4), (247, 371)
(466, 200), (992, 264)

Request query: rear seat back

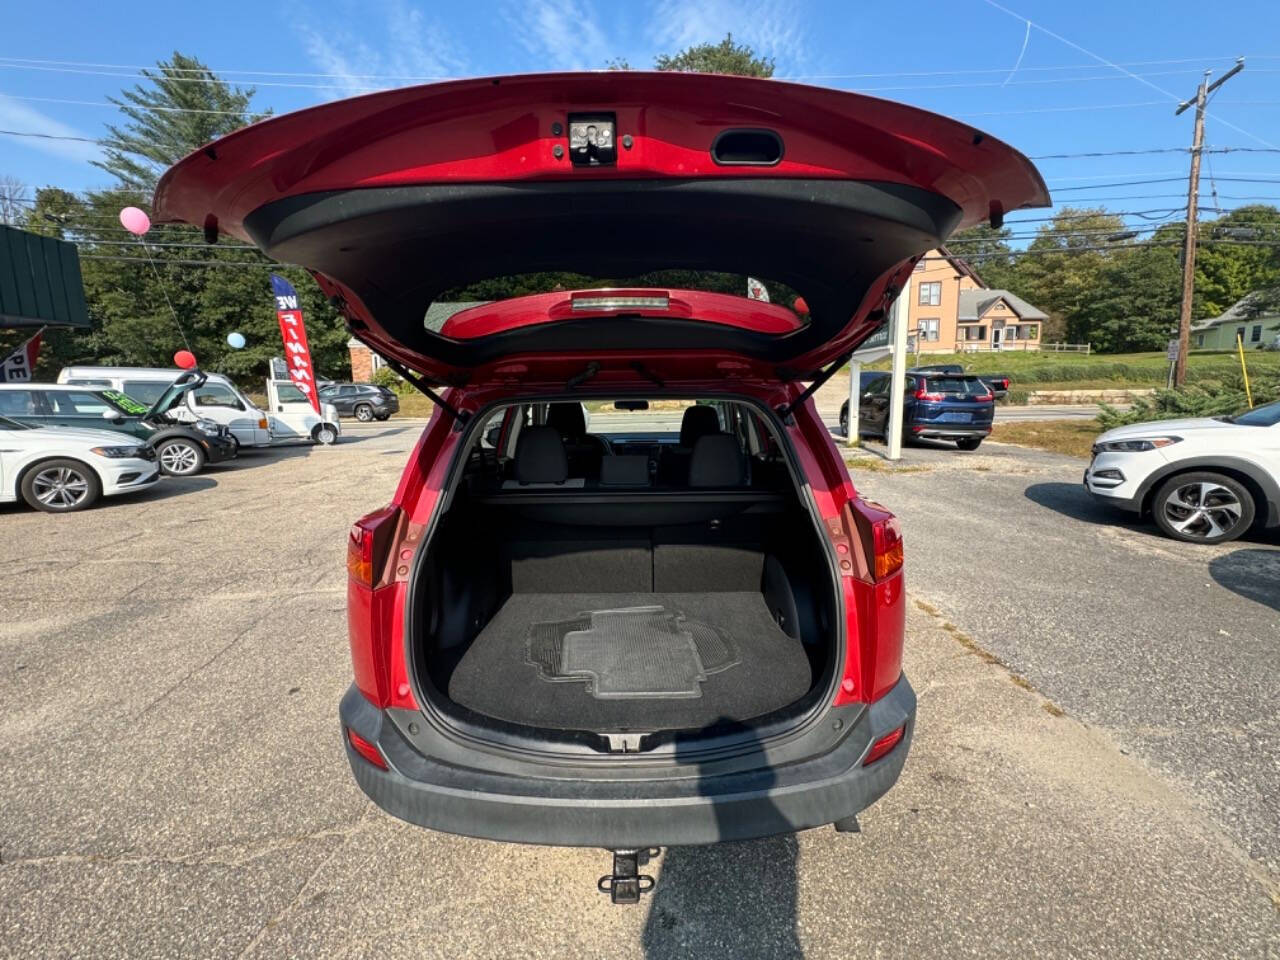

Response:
(688, 433), (747, 488)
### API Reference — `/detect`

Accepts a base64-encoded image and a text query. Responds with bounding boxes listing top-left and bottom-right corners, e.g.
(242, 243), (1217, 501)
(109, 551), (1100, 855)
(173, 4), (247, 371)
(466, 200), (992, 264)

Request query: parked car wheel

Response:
(156, 438), (206, 476)
(1151, 471), (1255, 544)
(313, 423), (339, 445)
(354, 403), (375, 422)
(20, 459), (102, 513)
(955, 437), (983, 451)
(838, 401), (849, 437)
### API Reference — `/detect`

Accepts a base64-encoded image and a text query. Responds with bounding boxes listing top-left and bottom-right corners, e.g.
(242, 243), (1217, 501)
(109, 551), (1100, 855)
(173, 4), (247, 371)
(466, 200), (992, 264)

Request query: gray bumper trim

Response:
(339, 676), (916, 848)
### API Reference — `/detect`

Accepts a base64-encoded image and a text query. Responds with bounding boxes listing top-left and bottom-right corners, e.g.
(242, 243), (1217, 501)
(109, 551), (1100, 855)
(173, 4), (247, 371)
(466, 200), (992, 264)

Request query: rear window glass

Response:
(924, 377), (989, 396)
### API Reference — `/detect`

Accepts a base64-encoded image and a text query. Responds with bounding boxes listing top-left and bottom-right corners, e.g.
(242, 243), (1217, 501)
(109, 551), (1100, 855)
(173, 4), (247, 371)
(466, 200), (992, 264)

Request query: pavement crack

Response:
(132, 621), (257, 719)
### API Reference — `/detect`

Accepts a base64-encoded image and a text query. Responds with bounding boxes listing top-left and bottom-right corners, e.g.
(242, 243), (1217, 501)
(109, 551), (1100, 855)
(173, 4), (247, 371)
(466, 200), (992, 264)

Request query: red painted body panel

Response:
(153, 72), (1047, 383)
(441, 289), (804, 339)
(154, 72), (1047, 241)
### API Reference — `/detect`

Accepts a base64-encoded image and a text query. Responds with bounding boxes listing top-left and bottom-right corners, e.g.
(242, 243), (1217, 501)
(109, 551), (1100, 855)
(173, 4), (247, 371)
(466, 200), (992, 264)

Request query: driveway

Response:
(0, 423), (1275, 958)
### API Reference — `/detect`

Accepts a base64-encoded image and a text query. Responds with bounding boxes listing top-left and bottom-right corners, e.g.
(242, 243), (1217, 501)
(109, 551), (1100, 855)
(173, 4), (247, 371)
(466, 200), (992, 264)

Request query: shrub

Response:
(1096, 373), (1278, 429)
(370, 366), (403, 391)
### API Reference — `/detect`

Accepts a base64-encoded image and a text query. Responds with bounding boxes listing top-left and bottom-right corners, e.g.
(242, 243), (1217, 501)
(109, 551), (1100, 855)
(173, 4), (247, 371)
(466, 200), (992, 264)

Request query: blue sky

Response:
(3, 0), (1279, 237)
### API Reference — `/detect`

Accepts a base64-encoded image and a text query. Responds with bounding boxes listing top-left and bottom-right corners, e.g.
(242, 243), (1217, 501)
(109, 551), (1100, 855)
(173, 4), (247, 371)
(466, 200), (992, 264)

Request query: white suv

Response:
(1085, 399), (1280, 543)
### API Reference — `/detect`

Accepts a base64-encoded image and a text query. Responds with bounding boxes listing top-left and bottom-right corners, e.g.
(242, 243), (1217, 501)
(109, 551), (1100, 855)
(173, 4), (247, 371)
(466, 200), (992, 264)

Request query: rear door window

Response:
(42, 390), (114, 415)
(193, 384), (244, 408)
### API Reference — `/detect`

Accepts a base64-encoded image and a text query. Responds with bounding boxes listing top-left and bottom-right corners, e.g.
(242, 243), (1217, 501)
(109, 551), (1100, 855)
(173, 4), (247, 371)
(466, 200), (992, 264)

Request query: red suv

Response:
(157, 71), (1047, 901)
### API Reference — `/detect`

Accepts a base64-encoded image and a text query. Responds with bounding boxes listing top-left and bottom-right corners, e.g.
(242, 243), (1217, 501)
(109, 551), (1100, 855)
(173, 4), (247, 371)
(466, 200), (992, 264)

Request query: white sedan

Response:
(1085, 399), (1280, 543)
(0, 415), (161, 513)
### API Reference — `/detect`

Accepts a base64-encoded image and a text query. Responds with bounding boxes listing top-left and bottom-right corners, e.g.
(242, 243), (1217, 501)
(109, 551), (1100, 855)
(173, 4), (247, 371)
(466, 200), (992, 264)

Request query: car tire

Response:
(20, 459), (102, 513)
(156, 438), (206, 476)
(1152, 471), (1256, 544)
(839, 402), (849, 437)
(313, 423), (339, 445)
(956, 437), (982, 451)
(354, 404), (374, 422)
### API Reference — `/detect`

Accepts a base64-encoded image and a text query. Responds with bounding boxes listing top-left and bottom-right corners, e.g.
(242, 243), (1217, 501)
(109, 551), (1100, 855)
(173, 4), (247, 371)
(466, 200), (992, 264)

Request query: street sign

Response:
(1166, 339), (1180, 362)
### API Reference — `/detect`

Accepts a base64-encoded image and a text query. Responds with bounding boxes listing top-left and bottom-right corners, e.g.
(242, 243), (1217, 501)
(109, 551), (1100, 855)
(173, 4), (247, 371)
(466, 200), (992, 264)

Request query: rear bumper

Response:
(339, 674), (916, 848)
(912, 424), (991, 440)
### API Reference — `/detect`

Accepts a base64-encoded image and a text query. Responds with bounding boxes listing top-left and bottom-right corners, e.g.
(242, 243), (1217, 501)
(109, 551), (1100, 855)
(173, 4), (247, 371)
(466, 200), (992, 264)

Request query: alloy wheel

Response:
(160, 441), (200, 475)
(31, 467), (90, 508)
(355, 405), (374, 422)
(1162, 481), (1244, 540)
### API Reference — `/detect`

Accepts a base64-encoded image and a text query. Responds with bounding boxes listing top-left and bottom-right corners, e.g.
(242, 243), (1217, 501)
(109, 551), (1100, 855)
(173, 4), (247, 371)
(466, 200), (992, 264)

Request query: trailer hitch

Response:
(598, 849), (657, 904)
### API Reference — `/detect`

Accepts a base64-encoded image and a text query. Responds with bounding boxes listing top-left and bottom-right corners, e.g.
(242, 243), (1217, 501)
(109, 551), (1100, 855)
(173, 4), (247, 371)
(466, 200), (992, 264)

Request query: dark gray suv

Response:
(317, 383), (400, 421)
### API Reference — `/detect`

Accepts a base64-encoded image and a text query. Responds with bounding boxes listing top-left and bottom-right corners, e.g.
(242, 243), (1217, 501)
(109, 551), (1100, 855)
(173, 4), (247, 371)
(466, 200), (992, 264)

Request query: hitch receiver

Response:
(598, 849), (656, 904)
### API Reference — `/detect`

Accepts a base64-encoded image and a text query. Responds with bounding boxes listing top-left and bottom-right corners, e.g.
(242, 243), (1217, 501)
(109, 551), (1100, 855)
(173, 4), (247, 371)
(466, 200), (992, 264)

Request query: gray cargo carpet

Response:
(447, 592), (812, 731)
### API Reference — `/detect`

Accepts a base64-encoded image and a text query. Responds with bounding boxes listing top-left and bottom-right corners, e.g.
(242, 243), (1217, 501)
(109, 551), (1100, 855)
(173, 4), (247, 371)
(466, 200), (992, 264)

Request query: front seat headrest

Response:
(546, 402), (588, 438)
(688, 433), (747, 488)
(514, 425), (568, 485)
(679, 405), (720, 448)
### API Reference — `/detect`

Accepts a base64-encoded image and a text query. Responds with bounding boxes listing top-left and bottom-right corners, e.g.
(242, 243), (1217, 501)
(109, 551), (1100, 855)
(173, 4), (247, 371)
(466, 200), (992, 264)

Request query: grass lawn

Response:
(858, 349), (1276, 391)
(989, 420), (1099, 459)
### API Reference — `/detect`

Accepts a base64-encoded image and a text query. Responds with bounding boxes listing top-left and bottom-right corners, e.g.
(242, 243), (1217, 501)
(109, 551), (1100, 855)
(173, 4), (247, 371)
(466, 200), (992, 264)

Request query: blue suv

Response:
(851, 373), (995, 450)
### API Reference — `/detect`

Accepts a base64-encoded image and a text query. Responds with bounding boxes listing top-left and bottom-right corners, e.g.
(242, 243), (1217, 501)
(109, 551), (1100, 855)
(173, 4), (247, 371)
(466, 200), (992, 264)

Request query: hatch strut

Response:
(775, 350), (854, 422)
(382, 358), (471, 424)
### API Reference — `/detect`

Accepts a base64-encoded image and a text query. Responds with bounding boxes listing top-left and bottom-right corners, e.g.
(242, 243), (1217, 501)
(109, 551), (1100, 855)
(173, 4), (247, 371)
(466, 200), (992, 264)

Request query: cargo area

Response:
(410, 402), (839, 735)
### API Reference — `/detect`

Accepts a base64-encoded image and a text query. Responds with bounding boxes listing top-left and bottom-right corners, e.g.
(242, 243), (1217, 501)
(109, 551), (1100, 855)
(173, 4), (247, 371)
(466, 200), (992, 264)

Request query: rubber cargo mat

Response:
(526, 605), (739, 699)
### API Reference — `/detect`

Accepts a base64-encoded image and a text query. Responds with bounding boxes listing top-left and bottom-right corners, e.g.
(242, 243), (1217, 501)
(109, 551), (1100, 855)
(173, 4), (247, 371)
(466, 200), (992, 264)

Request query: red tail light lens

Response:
(863, 725), (905, 766)
(872, 516), (904, 580)
(346, 505), (400, 587)
(346, 728), (388, 770)
(913, 388), (944, 402)
(975, 391), (993, 402)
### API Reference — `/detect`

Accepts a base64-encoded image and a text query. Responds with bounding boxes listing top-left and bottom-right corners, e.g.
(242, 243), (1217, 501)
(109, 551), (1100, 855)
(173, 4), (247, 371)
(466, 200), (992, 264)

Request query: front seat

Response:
(659, 404), (721, 485)
(545, 402), (608, 477)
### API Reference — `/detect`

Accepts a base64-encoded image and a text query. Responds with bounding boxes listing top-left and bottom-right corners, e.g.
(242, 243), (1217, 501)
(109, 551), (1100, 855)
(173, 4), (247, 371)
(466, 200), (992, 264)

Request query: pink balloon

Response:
(173, 350), (197, 370)
(119, 206), (151, 236)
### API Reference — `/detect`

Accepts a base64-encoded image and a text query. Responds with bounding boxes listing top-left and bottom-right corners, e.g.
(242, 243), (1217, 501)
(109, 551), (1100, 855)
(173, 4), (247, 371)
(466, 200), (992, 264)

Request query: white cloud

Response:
(649, 0), (809, 73)
(507, 0), (612, 71)
(295, 0), (469, 99)
(0, 95), (103, 164)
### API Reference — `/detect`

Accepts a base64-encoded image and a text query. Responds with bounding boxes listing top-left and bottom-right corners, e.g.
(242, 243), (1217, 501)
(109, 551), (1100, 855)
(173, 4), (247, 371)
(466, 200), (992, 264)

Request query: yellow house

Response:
(908, 247), (1048, 353)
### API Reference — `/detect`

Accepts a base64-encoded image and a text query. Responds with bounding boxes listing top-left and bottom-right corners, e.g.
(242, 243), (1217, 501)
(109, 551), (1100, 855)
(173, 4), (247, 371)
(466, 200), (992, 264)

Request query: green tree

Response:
(1194, 205), (1280, 317)
(8, 57), (349, 385)
(944, 224), (1015, 289)
(654, 34), (775, 77)
(94, 52), (264, 192)
(1008, 208), (1130, 345)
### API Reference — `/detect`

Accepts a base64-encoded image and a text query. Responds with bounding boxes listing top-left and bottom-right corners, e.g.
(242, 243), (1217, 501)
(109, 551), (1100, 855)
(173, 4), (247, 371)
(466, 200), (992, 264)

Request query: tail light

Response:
(863, 725), (905, 766)
(872, 516), (904, 580)
(347, 505), (400, 587)
(347, 505), (403, 706)
(837, 501), (906, 707)
(346, 728), (388, 770)
(913, 387), (944, 402)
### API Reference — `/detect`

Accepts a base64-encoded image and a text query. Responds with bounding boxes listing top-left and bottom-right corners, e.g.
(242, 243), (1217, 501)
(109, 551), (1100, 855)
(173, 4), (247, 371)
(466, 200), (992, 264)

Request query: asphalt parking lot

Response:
(2, 421), (1277, 959)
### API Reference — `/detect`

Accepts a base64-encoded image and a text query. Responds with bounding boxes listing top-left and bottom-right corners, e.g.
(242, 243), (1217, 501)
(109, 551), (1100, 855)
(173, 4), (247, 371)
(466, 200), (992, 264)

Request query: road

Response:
(1, 422), (1276, 959)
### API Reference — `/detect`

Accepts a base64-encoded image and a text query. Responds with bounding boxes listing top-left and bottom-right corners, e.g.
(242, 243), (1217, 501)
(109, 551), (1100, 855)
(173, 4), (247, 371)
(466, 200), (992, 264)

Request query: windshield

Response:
(121, 379), (174, 406)
(1229, 400), (1280, 427)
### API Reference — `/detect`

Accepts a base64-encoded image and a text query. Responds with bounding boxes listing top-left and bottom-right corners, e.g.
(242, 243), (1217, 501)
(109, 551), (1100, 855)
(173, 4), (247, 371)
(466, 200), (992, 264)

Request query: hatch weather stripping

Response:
(567, 113), (617, 166)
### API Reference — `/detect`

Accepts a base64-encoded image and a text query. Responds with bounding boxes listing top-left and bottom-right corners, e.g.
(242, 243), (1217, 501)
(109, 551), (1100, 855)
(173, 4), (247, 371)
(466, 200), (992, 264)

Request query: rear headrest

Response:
(514, 426), (568, 485)
(688, 433), (747, 488)
(546, 402), (587, 438)
(679, 405), (720, 447)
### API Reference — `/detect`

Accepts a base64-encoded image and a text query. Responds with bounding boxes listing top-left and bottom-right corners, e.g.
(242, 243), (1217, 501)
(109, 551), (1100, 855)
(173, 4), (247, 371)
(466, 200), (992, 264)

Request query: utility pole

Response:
(1173, 58), (1244, 387)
